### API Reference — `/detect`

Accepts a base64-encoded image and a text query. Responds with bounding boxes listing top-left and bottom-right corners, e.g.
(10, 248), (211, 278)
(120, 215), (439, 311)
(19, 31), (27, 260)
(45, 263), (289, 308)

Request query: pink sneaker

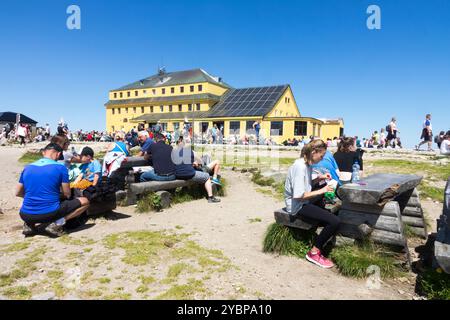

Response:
(306, 250), (334, 269)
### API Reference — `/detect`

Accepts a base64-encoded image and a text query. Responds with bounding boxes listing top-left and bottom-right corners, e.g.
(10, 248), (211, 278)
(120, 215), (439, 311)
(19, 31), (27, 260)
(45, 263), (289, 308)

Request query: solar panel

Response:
(208, 85), (287, 118)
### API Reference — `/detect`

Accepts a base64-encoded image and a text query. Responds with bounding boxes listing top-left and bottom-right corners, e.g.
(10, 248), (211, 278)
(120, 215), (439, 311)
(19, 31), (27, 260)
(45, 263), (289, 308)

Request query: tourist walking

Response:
(415, 114), (433, 151)
(386, 117), (398, 148)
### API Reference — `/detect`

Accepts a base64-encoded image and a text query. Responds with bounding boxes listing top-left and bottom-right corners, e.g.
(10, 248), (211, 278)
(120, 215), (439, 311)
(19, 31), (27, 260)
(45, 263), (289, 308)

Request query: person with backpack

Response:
(386, 117), (398, 148)
(415, 114), (434, 151)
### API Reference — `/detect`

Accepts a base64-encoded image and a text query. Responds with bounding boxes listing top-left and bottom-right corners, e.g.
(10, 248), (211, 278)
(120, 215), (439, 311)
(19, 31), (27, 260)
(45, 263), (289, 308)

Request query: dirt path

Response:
(0, 146), (415, 300)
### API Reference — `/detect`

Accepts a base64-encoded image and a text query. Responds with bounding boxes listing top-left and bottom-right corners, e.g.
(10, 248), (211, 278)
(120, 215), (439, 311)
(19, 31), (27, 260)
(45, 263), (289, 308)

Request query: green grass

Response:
(18, 152), (42, 164)
(418, 268), (450, 300)
(368, 159), (450, 181)
(156, 278), (207, 300)
(418, 184), (445, 202)
(330, 243), (404, 279)
(262, 223), (315, 258)
(103, 231), (187, 266)
(136, 192), (163, 213)
(2, 286), (32, 300)
(251, 171), (275, 187)
(222, 156), (296, 168)
(248, 217), (262, 223)
(0, 241), (30, 253)
(263, 223), (404, 279)
(0, 247), (48, 288)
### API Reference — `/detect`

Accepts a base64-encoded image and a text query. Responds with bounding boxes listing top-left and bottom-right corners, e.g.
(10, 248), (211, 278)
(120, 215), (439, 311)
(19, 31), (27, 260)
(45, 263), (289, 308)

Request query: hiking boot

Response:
(207, 196), (221, 203)
(44, 223), (66, 237)
(22, 222), (36, 237)
(211, 178), (222, 186)
(305, 250), (334, 269)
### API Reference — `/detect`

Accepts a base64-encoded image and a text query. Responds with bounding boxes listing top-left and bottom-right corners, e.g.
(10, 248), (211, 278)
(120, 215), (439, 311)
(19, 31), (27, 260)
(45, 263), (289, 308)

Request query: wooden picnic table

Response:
(337, 173), (424, 253)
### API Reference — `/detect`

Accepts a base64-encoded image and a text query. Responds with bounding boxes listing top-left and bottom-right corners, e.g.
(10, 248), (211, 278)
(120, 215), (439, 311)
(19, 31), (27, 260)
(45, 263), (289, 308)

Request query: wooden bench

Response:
(274, 208), (318, 231)
(434, 177), (450, 274)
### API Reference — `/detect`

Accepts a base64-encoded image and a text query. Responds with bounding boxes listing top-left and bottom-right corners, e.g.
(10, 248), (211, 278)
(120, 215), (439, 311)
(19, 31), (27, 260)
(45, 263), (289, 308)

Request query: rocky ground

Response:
(0, 143), (447, 300)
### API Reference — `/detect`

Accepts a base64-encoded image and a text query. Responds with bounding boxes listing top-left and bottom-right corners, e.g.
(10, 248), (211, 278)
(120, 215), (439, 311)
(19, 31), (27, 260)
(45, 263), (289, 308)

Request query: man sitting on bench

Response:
(140, 133), (176, 182)
(16, 143), (90, 237)
(174, 139), (221, 203)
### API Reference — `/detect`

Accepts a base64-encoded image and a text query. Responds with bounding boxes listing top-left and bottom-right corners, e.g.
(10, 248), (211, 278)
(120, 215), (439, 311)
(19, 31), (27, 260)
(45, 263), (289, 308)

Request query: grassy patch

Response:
(47, 270), (64, 280)
(156, 278), (207, 300)
(59, 235), (96, 246)
(368, 159), (450, 180)
(1, 247), (48, 287)
(418, 184), (444, 202)
(0, 241), (31, 253)
(330, 243), (404, 279)
(2, 286), (32, 300)
(140, 275), (157, 285)
(171, 240), (232, 273)
(104, 231), (187, 266)
(18, 152), (41, 164)
(98, 277), (111, 284)
(136, 192), (163, 213)
(263, 223), (315, 258)
(251, 171), (275, 187)
(248, 218), (262, 223)
(418, 268), (450, 300)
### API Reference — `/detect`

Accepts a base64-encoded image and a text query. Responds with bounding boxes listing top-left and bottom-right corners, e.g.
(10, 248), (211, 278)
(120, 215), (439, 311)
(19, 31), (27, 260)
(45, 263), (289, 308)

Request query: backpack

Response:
(386, 125), (391, 132)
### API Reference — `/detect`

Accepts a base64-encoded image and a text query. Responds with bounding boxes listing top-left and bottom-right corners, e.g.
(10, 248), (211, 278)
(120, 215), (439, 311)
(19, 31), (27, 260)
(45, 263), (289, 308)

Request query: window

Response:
(135, 91), (138, 97)
(180, 86), (184, 93)
(160, 105), (164, 112)
(143, 90), (147, 95)
(152, 89), (156, 95)
(173, 122), (180, 130)
(150, 106), (154, 113)
(188, 104), (192, 111)
(169, 105), (173, 112)
(190, 85), (194, 92)
(162, 88), (165, 95)
(125, 108), (129, 114)
(270, 121), (283, 136)
(229, 121), (240, 134)
(114, 93), (117, 99)
(120, 92), (123, 98)
(198, 85), (203, 92)
(294, 121), (307, 136)
(178, 104), (182, 112)
(196, 103), (201, 111)
(171, 87), (175, 94)
(112, 108), (115, 115)
(127, 91), (130, 97)
(123, 118), (128, 123)
(133, 107), (136, 113)
(111, 126), (115, 132)
(118, 108), (121, 114)
(141, 107), (145, 113)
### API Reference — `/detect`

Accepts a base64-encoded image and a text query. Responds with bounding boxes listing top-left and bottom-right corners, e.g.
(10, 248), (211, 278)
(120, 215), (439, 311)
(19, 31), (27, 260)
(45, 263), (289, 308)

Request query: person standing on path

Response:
(253, 121), (261, 144)
(415, 114), (434, 151)
(386, 117), (398, 148)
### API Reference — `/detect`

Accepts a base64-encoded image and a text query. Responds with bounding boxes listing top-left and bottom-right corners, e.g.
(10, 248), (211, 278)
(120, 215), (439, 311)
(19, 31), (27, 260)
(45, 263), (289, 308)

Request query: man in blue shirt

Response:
(16, 143), (90, 237)
(137, 130), (154, 157)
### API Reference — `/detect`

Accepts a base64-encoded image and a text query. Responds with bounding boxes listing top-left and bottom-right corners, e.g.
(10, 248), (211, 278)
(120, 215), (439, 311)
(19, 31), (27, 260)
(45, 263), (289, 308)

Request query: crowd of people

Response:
(15, 121), (225, 238)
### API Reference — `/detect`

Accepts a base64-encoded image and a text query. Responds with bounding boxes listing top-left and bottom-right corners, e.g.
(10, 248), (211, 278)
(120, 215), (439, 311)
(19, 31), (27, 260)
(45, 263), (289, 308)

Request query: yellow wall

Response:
(109, 81), (228, 101)
(266, 87), (301, 118)
(321, 121), (344, 140)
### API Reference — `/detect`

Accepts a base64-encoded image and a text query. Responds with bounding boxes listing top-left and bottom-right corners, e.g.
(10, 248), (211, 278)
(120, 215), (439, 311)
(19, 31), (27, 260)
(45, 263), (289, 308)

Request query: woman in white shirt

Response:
(284, 139), (340, 269)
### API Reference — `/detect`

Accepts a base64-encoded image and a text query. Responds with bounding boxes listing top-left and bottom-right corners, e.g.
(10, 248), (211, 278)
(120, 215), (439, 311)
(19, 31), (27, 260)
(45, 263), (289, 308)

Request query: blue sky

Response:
(0, 0), (449, 147)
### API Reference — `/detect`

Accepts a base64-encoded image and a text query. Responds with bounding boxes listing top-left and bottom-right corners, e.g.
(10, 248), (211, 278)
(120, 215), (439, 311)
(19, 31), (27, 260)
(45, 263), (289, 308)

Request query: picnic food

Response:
(70, 179), (93, 190)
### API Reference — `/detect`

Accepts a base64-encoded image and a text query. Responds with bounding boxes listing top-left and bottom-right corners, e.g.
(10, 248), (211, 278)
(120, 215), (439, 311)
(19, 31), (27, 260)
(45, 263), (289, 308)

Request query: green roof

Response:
(113, 69), (232, 91)
(105, 93), (221, 107)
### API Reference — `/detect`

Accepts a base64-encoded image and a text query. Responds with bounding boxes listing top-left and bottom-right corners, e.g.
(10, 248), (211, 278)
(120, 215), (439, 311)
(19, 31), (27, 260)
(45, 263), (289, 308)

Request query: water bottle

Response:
(351, 162), (360, 183)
